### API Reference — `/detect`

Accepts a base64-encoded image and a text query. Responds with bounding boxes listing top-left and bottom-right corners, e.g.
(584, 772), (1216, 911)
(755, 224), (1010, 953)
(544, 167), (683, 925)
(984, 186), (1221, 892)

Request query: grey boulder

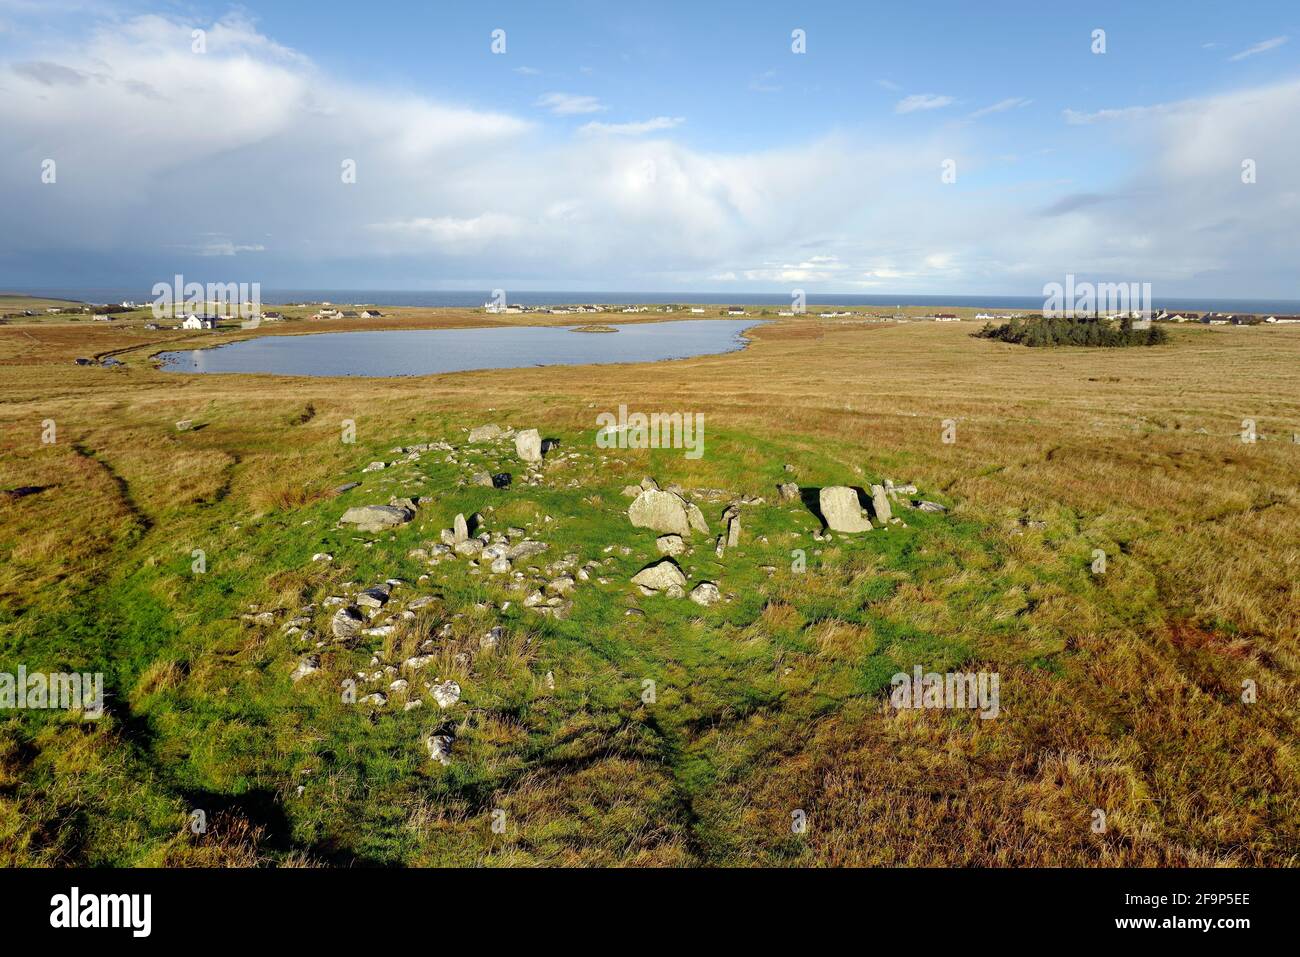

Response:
(819, 486), (872, 533)
(630, 558), (687, 594)
(339, 504), (414, 533)
(515, 428), (543, 463)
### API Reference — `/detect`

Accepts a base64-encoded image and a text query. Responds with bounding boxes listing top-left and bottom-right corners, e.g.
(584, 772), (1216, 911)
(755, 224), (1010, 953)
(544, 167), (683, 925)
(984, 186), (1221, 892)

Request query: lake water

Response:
(157, 319), (760, 377)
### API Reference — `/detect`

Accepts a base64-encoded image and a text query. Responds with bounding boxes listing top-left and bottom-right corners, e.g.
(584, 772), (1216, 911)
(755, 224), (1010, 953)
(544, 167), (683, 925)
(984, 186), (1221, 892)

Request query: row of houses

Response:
(179, 311), (284, 329)
(311, 308), (383, 320)
(1156, 311), (1300, 325)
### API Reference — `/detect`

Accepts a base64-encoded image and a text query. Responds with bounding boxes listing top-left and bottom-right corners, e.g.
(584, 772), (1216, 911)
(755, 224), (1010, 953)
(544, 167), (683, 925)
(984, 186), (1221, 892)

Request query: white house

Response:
(182, 314), (218, 330)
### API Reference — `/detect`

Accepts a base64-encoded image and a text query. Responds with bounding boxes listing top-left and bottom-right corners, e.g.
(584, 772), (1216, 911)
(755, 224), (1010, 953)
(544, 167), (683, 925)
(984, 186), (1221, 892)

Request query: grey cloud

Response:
(12, 60), (88, 86)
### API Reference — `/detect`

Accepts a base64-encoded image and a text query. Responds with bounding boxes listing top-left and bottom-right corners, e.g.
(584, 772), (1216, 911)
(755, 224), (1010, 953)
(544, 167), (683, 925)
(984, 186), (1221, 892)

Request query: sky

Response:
(1, 0), (1298, 297)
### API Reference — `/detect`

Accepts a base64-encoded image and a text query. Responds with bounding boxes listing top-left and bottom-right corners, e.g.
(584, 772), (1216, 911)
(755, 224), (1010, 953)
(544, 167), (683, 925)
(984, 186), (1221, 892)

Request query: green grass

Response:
(1, 411), (1162, 866)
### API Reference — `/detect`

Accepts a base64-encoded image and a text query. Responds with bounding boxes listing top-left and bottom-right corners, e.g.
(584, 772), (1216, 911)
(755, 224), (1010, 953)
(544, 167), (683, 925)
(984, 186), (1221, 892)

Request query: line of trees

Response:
(974, 315), (1168, 347)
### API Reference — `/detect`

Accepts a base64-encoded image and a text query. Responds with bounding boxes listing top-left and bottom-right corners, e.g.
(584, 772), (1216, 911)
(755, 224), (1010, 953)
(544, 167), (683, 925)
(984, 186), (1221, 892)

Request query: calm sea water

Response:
(24, 287), (1300, 315)
(158, 319), (759, 377)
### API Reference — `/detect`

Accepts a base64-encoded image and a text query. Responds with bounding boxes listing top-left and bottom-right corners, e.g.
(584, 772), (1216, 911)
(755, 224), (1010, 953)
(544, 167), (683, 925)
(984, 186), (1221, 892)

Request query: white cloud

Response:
(1, 12), (1297, 296)
(579, 116), (684, 136)
(198, 241), (266, 257)
(968, 97), (1032, 118)
(895, 93), (954, 114)
(513, 66), (540, 76)
(1228, 36), (1288, 62)
(367, 214), (526, 252)
(536, 92), (605, 115)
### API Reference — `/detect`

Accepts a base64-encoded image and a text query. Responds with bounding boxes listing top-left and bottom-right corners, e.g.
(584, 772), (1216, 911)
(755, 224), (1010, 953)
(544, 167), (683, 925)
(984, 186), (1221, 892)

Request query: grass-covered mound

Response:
(975, 315), (1168, 347)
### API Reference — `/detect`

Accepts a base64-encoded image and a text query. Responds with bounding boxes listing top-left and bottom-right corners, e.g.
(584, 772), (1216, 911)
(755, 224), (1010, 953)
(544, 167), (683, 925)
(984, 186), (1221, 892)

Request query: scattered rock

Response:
(290, 656), (320, 683)
(425, 732), (454, 765)
(689, 582), (721, 606)
(656, 534), (686, 556)
(339, 504), (414, 533)
(916, 500), (947, 513)
(468, 424), (502, 443)
(777, 482), (800, 502)
(362, 461), (387, 472)
(355, 584), (391, 609)
(628, 488), (703, 537)
(819, 486), (873, 533)
(431, 680), (461, 709)
(515, 428), (543, 463)
(631, 558), (687, 594)
(506, 540), (549, 561)
(330, 606), (365, 639)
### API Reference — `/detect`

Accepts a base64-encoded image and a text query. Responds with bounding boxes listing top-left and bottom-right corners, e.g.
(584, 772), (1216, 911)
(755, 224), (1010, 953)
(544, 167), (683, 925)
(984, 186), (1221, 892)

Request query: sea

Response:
(17, 288), (1300, 315)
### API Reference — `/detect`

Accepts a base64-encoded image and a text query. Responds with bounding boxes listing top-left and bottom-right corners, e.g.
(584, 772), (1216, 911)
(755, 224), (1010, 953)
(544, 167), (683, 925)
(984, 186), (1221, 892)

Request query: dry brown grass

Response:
(2, 312), (1297, 866)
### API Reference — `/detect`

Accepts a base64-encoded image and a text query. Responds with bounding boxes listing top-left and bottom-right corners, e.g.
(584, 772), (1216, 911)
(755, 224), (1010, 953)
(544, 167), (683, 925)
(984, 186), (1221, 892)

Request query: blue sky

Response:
(1, 0), (1298, 295)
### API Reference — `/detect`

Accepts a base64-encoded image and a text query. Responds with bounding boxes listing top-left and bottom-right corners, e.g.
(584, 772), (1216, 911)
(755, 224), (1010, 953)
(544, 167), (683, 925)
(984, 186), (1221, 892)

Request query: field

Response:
(1, 309), (1297, 866)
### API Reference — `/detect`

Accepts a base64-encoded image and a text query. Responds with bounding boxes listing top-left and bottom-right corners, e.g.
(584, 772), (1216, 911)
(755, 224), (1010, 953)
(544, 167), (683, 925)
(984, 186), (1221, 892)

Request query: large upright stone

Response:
(515, 428), (542, 463)
(453, 513), (469, 543)
(870, 484), (892, 523)
(628, 489), (692, 536)
(819, 486), (872, 533)
(684, 501), (710, 535)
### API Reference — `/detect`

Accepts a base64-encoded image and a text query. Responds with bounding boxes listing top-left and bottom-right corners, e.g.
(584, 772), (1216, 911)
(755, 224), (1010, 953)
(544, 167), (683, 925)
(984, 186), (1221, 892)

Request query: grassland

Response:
(1, 309), (1297, 866)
